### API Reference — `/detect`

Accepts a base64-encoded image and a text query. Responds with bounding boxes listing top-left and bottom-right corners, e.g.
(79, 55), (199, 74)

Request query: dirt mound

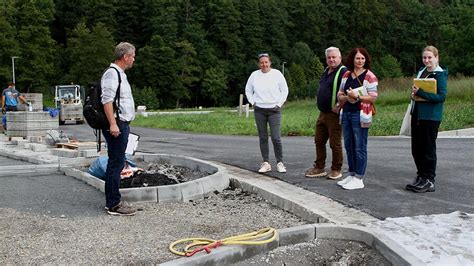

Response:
(120, 161), (209, 188)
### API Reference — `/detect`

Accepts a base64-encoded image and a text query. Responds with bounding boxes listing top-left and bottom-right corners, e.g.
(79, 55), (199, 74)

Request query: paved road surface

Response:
(60, 124), (474, 219)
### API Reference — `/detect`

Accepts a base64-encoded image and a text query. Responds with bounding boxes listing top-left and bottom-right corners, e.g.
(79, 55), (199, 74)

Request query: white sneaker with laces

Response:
(342, 177), (364, 190)
(258, 162), (271, 173)
(276, 162), (286, 173)
(337, 175), (354, 186)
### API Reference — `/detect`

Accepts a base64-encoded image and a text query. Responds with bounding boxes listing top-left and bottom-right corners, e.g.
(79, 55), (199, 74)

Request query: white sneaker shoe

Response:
(276, 162), (286, 173)
(258, 162), (271, 173)
(337, 175), (354, 186)
(342, 177), (364, 190)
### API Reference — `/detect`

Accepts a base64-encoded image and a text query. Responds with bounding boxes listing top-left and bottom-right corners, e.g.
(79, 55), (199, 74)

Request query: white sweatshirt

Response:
(245, 68), (289, 108)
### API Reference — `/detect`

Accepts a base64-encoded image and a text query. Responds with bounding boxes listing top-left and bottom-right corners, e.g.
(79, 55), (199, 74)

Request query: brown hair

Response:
(345, 48), (372, 71)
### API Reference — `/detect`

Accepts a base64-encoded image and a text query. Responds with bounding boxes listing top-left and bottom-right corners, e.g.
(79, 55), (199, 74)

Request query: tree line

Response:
(1, 0), (473, 109)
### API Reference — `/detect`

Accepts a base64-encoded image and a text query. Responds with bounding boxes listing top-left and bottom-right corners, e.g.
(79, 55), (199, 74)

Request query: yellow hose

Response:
(169, 227), (278, 257)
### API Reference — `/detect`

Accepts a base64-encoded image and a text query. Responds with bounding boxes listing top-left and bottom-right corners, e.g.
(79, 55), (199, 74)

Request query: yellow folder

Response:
(413, 78), (437, 101)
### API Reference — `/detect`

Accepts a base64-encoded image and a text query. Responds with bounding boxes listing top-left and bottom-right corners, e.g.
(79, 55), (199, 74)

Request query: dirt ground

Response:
(120, 161), (209, 188)
(116, 162), (390, 264)
(234, 238), (391, 265)
(53, 162), (392, 264)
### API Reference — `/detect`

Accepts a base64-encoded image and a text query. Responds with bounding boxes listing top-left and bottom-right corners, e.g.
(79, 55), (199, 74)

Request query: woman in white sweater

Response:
(245, 53), (289, 173)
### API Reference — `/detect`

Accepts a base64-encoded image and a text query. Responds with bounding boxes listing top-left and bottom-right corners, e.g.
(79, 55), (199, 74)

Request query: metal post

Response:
(11, 56), (19, 84)
(282, 62), (287, 76)
(239, 94), (243, 116)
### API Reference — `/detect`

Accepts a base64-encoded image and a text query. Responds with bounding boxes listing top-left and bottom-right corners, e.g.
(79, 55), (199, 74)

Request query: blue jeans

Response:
(254, 106), (283, 163)
(341, 111), (368, 178)
(103, 121), (129, 209)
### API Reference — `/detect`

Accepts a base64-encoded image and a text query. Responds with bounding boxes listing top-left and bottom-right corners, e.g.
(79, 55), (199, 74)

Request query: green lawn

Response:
(132, 77), (474, 136)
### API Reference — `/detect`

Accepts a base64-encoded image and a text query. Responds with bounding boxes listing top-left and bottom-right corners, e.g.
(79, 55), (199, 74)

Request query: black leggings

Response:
(411, 119), (440, 181)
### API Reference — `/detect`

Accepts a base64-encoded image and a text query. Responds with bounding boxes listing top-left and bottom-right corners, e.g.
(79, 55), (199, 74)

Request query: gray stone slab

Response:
(157, 184), (183, 203)
(180, 178), (205, 201)
(30, 143), (47, 152)
(278, 224), (316, 247)
(0, 155), (33, 166)
(121, 187), (158, 202)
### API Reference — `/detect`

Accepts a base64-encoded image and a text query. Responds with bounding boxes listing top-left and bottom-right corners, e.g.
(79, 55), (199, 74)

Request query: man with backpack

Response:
(102, 42), (137, 216)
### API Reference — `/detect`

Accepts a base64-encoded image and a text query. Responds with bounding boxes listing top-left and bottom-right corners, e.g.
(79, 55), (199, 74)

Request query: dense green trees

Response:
(0, 0), (473, 108)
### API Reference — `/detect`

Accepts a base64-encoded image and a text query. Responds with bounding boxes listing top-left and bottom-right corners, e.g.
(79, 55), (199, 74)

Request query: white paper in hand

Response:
(125, 132), (140, 155)
(353, 86), (368, 96)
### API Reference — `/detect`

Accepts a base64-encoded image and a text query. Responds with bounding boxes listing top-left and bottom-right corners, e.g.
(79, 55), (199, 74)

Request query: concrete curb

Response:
(221, 164), (377, 225)
(0, 142), (94, 166)
(159, 224), (424, 266)
(0, 164), (61, 176)
(62, 153), (230, 203)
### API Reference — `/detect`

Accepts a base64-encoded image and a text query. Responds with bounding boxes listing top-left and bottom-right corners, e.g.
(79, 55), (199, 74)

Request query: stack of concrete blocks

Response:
(77, 142), (101, 158)
(50, 148), (79, 158)
(6, 111), (58, 138)
(17, 93), (43, 111)
(60, 103), (83, 122)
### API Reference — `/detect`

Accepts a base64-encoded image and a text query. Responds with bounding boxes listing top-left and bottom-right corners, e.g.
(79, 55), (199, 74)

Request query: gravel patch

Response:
(235, 238), (391, 265)
(1, 188), (307, 264)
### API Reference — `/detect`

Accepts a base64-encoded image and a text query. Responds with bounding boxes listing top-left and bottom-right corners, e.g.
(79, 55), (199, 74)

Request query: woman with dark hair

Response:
(336, 48), (378, 190)
(405, 45), (447, 193)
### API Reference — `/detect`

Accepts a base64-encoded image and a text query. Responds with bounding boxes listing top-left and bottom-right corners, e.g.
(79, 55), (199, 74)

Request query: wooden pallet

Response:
(56, 141), (97, 150)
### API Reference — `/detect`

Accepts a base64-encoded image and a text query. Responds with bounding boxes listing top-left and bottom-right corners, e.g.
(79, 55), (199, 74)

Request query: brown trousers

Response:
(313, 112), (343, 171)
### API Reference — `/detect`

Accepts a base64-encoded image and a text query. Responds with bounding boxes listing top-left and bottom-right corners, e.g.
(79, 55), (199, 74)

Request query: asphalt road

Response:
(60, 123), (474, 219)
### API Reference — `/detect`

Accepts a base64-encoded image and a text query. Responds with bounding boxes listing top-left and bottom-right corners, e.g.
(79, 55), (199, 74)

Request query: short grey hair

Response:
(114, 42), (136, 60)
(325, 47), (341, 57)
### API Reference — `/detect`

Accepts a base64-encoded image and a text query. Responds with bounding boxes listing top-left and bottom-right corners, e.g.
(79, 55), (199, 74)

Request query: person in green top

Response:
(406, 45), (448, 193)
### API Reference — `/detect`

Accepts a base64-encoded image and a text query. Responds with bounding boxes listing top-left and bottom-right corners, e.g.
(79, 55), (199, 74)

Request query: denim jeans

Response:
(254, 106), (283, 163)
(103, 120), (130, 209)
(341, 111), (368, 178)
(314, 112), (343, 171)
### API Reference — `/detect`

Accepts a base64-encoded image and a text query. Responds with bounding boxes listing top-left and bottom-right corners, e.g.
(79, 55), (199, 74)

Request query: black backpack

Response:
(83, 66), (121, 151)
(83, 67), (121, 130)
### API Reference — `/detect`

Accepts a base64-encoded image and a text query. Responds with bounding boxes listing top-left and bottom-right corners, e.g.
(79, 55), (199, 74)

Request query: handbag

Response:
(399, 102), (412, 136)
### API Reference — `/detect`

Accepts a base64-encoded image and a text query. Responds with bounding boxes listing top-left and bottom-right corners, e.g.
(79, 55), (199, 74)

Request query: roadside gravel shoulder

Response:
(1, 189), (306, 264)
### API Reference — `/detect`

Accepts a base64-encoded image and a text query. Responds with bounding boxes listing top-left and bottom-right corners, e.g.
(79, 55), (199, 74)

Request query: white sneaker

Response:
(276, 162), (286, 173)
(258, 162), (271, 173)
(342, 177), (364, 190)
(337, 175), (354, 186)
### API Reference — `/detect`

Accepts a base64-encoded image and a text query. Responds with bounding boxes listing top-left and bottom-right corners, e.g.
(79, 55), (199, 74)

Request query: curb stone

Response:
(159, 224), (424, 266)
(61, 153), (230, 203)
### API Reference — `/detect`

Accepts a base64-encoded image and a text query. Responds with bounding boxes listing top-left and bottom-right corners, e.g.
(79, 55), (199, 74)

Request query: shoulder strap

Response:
(332, 66), (345, 106)
(108, 66), (122, 116)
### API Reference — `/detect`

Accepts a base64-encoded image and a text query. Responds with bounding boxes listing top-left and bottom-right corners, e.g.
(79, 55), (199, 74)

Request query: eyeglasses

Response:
(258, 53), (269, 59)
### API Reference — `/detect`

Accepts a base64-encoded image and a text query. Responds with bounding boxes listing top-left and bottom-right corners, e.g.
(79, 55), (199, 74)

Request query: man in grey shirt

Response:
(101, 42), (137, 216)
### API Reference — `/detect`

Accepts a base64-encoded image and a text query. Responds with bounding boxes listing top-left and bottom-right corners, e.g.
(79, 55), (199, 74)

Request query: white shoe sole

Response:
(305, 172), (327, 178)
(328, 173), (342, 180)
(106, 210), (136, 216)
(342, 185), (364, 190)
